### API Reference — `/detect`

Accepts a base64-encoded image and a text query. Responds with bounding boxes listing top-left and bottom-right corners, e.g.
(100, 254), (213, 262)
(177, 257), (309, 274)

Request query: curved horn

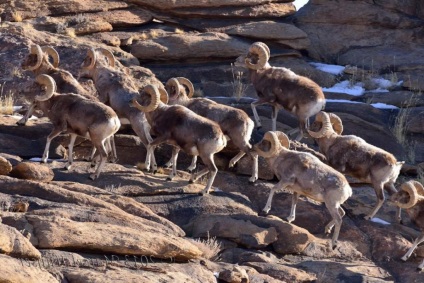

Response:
(166, 78), (182, 98)
(308, 112), (333, 139)
(245, 42), (269, 70)
(35, 74), (56, 101)
(41, 46), (60, 68)
(257, 42), (270, 58)
(274, 131), (290, 149)
(82, 48), (97, 69)
(328, 113), (343, 135)
(99, 48), (115, 68)
(25, 45), (43, 71)
(132, 84), (160, 113)
(176, 77), (195, 98)
(255, 131), (281, 158)
(395, 181), (424, 209)
(158, 86), (169, 104)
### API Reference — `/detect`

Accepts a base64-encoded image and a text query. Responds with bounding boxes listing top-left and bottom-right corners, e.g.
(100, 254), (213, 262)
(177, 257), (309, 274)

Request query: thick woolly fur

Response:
(167, 82), (258, 182)
(254, 135), (352, 249)
(313, 126), (404, 220)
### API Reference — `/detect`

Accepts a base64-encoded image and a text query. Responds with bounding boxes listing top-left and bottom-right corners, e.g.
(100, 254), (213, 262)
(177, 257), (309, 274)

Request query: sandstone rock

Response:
(29, 215), (202, 261)
(130, 32), (250, 61)
(219, 266), (250, 283)
(127, 0), (290, 10)
(224, 21), (309, 50)
(0, 254), (58, 283)
(0, 156), (12, 175)
(71, 20), (113, 36)
(245, 262), (317, 283)
(188, 215), (278, 249)
(10, 162), (54, 182)
(90, 8), (152, 28)
(0, 223), (41, 260)
(0, 153), (22, 167)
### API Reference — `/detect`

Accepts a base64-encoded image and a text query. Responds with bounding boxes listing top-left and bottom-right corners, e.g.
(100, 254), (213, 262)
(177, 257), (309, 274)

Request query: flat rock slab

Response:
(0, 223), (41, 260)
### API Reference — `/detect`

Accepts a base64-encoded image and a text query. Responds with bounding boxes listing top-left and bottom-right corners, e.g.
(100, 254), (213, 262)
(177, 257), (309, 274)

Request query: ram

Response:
(20, 44), (116, 162)
(254, 131), (352, 249)
(27, 74), (120, 179)
(165, 77), (258, 182)
(308, 111), (404, 221)
(78, 48), (161, 171)
(131, 84), (226, 195)
(234, 42), (325, 141)
(389, 180), (424, 271)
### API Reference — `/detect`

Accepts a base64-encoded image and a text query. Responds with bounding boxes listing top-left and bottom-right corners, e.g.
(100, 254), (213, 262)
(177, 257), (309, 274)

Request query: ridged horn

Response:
(257, 42), (270, 58)
(25, 45), (43, 71)
(132, 84), (160, 113)
(166, 78), (182, 98)
(99, 48), (115, 68)
(308, 112), (333, 138)
(255, 131), (281, 158)
(245, 42), (269, 70)
(35, 74), (56, 101)
(328, 113), (343, 135)
(274, 131), (290, 149)
(41, 46), (60, 68)
(396, 181), (424, 209)
(81, 48), (97, 69)
(158, 86), (169, 104)
(176, 77), (195, 98)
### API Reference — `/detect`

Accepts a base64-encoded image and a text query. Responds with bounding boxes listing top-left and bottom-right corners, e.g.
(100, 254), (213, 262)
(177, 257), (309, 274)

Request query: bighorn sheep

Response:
(254, 131), (352, 249)
(131, 84), (227, 195)
(165, 77), (258, 182)
(234, 42), (325, 141)
(308, 111), (404, 220)
(20, 44), (116, 162)
(78, 48), (158, 171)
(27, 74), (120, 179)
(389, 180), (424, 271)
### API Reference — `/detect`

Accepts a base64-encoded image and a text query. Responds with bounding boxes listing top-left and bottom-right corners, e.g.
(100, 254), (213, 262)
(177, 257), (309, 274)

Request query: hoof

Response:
(166, 177), (173, 181)
(258, 210), (268, 217)
(90, 163), (96, 168)
(64, 165), (72, 171)
(187, 169), (193, 174)
(401, 256), (408, 262)
(16, 122), (26, 126)
(417, 267), (423, 272)
(256, 126), (262, 130)
(248, 179), (257, 184)
(152, 170), (157, 174)
(364, 215), (372, 221)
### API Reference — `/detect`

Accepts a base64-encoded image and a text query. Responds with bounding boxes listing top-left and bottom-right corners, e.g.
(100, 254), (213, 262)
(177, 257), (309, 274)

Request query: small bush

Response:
(11, 11), (23, 22)
(0, 84), (14, 115)
(188, 234), (222, 260)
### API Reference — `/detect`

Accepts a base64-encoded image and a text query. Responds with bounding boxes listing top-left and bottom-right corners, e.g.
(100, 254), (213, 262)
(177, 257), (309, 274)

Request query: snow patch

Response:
(310, 62), (345, 75)
(370, 217), (391, 225)
(322, 81), (365, 96)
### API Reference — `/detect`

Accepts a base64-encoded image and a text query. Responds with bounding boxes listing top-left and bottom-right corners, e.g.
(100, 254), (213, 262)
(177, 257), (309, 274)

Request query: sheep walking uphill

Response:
(389, 180), (424, 271)
(308, 111), (404, 221)
(254, 131), (352, 249)
(131, 84), (226, 195)
(20, 44), (117, 162)
(27, 74), (120, 180)
(165, 77), (258, 182)
(234, 42), (325, 141)
(78, 48), (158, 171)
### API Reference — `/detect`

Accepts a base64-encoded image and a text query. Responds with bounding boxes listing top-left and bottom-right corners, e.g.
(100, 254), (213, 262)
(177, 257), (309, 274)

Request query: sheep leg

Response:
(325, 204), (344, 249)
(251, 101), (262, 129)
(64, 134), (77, 170)
(287, 192), (299, 223)
(271, 105), (278, 131)
(249, 152), (258, 183)
(365, 182), (385, 220)
(229, 151), (246, 168)
(42, 127), (63, 163)
(199, 154), (218, 195)
(261, 180), (291, 215)
(16, 103), (35, 126)
(166, 147), (180, 181)
(190, 167), (208, 183)
(90, 139), (108, 180)
(401, 233), (424, 262)
(418, 258), (424, 271)
(130, 115), (157, 173)
(384, 182), (402, 223)
(187, 156), (197, 173)
(108, 135), (118, 163)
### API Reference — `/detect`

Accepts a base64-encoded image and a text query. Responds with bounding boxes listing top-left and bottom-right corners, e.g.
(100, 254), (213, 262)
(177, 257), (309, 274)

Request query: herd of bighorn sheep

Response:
(14, 42), (424, 268)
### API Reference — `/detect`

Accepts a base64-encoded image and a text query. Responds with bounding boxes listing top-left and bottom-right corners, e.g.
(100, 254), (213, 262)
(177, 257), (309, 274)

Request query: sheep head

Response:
(254, 131), (289, 158)
(21, 45), (59, 71)
(166, 77), (194, 103)
(234, 42), (270, 71)
(131, 84), (162, 112)
(390, 180), (424, 209)
(308, 111), (342, 138)
(79, 48), (115, 78)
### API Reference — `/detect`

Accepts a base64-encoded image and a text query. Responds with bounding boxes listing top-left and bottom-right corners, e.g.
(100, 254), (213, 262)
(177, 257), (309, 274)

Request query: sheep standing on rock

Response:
(78, 48), (158, 171)
(234, 42), (326, 141)
(254, 131), (352, 249)
(389, 180), (424, 271)
(165, 77), (258, 182)
(26, 74), (120, 180)
(131, 84), (226, 195)
(308, 111), (404, 221)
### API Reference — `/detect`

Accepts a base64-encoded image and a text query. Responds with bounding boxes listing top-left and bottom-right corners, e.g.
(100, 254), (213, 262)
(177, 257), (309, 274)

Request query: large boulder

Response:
(0, 156), (12, 175)
(0, 223), (41, 260)
(10, 162), (54, 182)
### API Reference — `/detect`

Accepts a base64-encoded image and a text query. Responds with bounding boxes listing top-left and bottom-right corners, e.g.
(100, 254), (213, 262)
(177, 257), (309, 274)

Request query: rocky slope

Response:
(0, 0), (424, 282)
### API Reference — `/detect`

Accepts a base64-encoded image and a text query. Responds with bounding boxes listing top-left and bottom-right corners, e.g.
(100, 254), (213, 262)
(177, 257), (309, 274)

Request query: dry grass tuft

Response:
(231, 63), (249, 101)
(11, 11), (23, 22)
(189, 234), (222, 260)
(149, 30), (159, 38)
(175, 28), (185, 34)
(0, 83), (14, 115)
